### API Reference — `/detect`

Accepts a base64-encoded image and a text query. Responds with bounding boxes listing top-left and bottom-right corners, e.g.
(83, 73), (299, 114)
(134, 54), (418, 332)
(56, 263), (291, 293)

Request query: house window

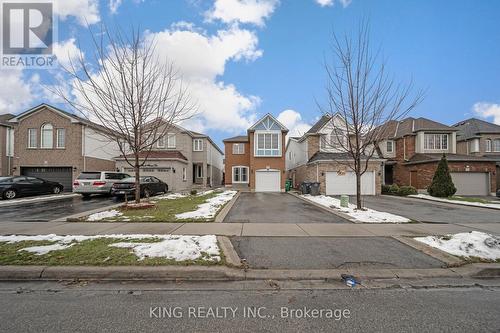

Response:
(28, 128), (37, 148)
(232, 166), (249, 183)
(232, 143), (245, 154)
(41, 123), (53, 148)
(182, 167), (187, 181)
(255, 132), (280, 156)
(494, 139), (500, 152)
(196, 165), (203, 178)
(56, 128), (65, 148)
(486, 139), (492, 152)
(386, 140), (394, 153)
(167, 133), (176, 148)
(424, 133), (448, 150)
(157, 135), (165, 148)
(193, 139), (203, 151)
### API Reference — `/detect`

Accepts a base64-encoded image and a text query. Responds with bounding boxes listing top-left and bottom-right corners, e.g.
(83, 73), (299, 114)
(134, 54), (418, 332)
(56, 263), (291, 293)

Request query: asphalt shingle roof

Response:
(0, 114), (14, 126)
(453, 118), (500, 141)
(404, 153), (498, 165)
(308, 151), (382, 163)
(116, 150), (188, 160)
(306, 115), (331, 134)
(223, 135), (249, 142)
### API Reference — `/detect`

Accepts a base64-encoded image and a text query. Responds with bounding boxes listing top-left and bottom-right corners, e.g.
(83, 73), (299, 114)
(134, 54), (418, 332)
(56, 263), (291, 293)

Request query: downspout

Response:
(316, 162), (319, 182)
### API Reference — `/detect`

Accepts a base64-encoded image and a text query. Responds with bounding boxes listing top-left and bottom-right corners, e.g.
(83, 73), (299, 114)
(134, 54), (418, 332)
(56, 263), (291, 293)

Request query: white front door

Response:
(255, 169), (281, 192)
(325, 171), (375, 195)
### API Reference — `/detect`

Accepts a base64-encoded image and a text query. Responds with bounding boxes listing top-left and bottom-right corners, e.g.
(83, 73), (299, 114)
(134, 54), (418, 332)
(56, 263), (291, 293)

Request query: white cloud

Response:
(0, 70), (40, 114)
(53, 38), (83, 68)
(55, 0), (100, 25)
(473, 102), (500, 125)
(277, 109), (311, 138)
(109, 0), (123, 14)
(205, 0), (279, 27)
(315, 0), (351, 7)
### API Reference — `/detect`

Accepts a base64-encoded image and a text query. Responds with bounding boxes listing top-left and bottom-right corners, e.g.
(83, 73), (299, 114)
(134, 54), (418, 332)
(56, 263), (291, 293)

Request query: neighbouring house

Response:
(453, 118), (500, 191)
(8, 104), (121, 191)
(223, 114), (288, 192)
(115, 122), (224, 192)
(374, 117), (497, 196)
(286, 114), (384, 196)
(0, 114), (15, 176)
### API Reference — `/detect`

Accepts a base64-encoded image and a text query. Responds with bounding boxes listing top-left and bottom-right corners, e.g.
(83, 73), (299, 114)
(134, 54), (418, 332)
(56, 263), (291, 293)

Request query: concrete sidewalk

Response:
(0, 221), (498, 236)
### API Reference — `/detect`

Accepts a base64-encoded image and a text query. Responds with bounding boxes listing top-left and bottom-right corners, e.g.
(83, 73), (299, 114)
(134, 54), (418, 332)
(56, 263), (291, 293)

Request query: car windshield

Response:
(121, 177), (148, 183)
(0, 177), (13, 183)
(77, 172), (101, 180)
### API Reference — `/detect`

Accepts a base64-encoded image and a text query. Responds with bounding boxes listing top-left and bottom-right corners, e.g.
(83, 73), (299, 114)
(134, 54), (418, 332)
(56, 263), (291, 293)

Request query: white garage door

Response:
(326, 171), (375, 195)
(255, 169), (281, 192)
(451, 172), (489, 196)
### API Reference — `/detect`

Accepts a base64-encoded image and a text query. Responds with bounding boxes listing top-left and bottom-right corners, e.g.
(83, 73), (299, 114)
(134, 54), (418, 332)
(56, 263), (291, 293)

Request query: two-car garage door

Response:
(21, 167), (73, 192)
(325, 171), (376, 195)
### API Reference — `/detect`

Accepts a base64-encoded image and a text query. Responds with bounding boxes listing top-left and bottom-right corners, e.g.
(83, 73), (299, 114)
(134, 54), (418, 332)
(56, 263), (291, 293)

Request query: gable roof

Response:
(248, 113), (288, 132)
(453, 118), (500, 141)
(394, 117), (455, 138)
(306, 115), (331, 134)
(0, 114), (14, 127)
(223, 135), (249, 142)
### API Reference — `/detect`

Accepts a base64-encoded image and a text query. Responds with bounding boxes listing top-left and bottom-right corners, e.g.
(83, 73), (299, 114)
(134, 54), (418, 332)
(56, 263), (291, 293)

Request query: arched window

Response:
(485, 139), (492, 152)
(41, 123), (53, 148)
(494, 139), (500, 152)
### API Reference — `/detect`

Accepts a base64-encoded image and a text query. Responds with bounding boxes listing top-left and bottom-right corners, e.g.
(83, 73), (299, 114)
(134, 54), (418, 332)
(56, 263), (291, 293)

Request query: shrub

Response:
(428, 154), (457, 197)
(381, 185), (391, 194)
(190, 189), (198, 196)
(397, 186), (417, 196)
(382, 184), (401, 195)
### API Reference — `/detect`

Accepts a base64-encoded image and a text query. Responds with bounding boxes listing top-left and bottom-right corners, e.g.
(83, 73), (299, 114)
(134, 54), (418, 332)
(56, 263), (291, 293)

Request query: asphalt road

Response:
(0, 195), (117, 222)
(0, 281), (498, 332)
(354, 195), (500, 223)
(224, 192), (349, 223)
(231, 237), (444, 269)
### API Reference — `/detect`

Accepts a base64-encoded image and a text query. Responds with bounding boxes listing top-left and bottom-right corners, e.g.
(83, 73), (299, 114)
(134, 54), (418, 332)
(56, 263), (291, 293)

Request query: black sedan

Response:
(0, 176), (64, 200)
(111, 176), (168, 198)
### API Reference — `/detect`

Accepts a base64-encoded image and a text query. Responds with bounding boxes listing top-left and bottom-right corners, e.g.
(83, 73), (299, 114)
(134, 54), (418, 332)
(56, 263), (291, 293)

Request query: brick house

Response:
(7, 104), (120, 191)
(223, 114), (288, 192)
(0, 114), (14, 177)
(115, 122), (224, 192)
(375, 117), (497, 195)
(286, 114), (384, 195)
(452, 118), (500, 191)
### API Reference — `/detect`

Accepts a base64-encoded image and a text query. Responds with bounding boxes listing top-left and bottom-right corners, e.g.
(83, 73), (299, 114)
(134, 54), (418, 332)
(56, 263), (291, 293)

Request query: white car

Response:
(73, 171), (131, 197)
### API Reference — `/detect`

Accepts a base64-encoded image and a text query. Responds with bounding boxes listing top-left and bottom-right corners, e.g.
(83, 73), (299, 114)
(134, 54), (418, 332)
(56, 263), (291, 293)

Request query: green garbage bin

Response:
(285, 179), (292, 192)
(340, 195), (349, 208)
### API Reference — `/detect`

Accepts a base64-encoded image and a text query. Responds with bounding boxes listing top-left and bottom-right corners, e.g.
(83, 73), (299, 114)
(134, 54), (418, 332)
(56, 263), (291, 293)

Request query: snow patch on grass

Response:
(175, 191), (237, 220)
(19, 243), (75, 255)
(301, 194), (410, 223)
(410, 194), (500, 210)
(87, 209), (122, 221)
(415, 231), (500, 260)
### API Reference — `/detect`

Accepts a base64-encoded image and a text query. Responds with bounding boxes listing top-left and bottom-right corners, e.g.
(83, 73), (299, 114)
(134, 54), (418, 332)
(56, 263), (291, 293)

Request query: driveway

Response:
(224, 192), (349, 223)
(355, 195), (500, 223)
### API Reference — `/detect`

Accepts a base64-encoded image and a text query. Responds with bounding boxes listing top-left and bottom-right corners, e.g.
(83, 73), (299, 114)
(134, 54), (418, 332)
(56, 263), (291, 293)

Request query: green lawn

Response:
(83, 191), (229, 223)
(0, 238), (225, 266)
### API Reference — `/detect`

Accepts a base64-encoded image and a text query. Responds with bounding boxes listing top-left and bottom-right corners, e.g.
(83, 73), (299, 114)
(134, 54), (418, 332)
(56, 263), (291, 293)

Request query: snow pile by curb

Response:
(409, 194), (500, 210)
(0, 234), (221, 262)
(415, 231), (500, 260)
(87, 209), (123, 221)
(176, 191), (237, 220)
(301, 195), (410, 223)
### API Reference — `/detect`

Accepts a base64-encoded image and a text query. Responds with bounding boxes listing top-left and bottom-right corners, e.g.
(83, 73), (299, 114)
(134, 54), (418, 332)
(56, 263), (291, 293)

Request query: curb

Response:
(53, 201), (125, 222)
(0, 193), (79, 208)
(398, 194), (500, 212)
(215, 191), (240, 223)
(288, 192), (357, 223)
(217, 236), (242, 267)
(391, 236), (465, 267)
(0, 263), (498, 281)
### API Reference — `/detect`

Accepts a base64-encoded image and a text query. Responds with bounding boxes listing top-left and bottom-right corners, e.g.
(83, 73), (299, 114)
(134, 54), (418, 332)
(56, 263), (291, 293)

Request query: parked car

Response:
(497, 189), (500, 198)
(0, 176), (64, 200)
(111, 176), (168, 198)
(73, 171), (131, 197)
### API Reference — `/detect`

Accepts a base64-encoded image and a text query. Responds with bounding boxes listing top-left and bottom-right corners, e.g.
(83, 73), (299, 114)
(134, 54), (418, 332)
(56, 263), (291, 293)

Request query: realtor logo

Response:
(1, 0), (56, 68)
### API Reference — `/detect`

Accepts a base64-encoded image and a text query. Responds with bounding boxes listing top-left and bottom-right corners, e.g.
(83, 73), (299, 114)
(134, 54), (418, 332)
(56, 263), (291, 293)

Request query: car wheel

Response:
(82, 194), (91, 199)
(143, 188), (151, 198)
(52, 186), (62, 194)
(164, 185), (168, 193)
(3, 189), (17, 200)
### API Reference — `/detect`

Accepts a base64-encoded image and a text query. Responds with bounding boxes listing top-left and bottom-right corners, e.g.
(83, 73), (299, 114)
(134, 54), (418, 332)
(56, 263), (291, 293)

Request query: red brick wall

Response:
(395, 135), (416, 161)
(223, 141), (250, 186)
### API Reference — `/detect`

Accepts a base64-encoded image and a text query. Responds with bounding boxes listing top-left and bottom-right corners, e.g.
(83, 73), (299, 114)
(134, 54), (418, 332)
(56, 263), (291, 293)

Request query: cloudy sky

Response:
(1, 0), (500, 148)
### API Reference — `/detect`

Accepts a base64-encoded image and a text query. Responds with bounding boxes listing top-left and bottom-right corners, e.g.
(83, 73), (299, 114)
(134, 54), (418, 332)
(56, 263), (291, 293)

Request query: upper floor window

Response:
(157, 135), (166, 148)
(232, 143), (245, 154)
(494, 139), (500, 152)
(56, 128), (66, 148)
(28, 128), (37, 148)
(193, 139), (203, 151)
(386, 140), (394, 153)
(167, 133), (176, 148)
(424, 133), (448, 150)
(255, 132), (280, 156)
(486, 139), (492, 152)
(41, 123), (53, 148)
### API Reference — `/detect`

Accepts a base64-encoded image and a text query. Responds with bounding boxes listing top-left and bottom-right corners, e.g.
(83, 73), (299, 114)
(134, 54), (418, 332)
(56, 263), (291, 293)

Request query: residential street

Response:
(0, 281), (499, 332)
(353, 195), (500, 223)
(0, 196), (116, 222)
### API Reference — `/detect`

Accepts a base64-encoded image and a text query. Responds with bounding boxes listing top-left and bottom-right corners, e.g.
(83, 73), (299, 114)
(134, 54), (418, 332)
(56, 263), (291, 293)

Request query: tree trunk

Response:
(355, 170), (362, 209)
(134, 154), (141, 204)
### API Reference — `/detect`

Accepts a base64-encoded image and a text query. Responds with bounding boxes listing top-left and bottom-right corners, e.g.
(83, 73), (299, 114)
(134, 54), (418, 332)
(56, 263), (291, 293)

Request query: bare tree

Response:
(53, 25), (195, 203)
(321, 23), (423, 209)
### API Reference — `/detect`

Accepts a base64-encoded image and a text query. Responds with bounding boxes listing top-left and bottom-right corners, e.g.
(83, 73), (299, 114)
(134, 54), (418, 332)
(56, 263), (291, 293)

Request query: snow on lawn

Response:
(410, 194), (500, 210)
(87, 209), (123, 221)
(415, 231), (500, 260)
(0, 234), (221, 262)
(155, 190), (214, 201)
(301, 194), (410, 223)
(175, 191), (237, 220)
